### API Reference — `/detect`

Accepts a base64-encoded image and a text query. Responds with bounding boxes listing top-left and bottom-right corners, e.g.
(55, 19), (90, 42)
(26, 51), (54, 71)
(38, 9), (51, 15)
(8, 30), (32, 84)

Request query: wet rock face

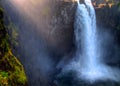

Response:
(48, 1), (77, 55)
(95, 5), (120, 67)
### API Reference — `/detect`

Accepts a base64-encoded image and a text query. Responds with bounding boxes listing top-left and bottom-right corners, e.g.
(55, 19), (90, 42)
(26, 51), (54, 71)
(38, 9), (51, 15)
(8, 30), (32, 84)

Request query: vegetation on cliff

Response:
(0, 5), (27, 86)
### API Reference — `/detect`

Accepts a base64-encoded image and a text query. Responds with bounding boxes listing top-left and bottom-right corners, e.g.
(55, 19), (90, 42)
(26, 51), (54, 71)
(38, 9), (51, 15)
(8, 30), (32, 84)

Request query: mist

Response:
(1, 0), (120, 86)
(1, 0), (58, 85)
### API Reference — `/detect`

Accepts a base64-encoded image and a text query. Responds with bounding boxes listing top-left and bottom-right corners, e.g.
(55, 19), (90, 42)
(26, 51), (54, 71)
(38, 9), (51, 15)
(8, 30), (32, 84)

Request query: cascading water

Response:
(2, 0), (120, 85)
(59, 0), (120, 83)
(74, 0), (101, 81)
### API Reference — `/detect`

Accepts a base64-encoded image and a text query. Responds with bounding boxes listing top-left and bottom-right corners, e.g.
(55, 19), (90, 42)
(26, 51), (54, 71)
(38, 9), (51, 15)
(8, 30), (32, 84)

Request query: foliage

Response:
(0, 71), (8, 86)
(0, 5), (27, 86)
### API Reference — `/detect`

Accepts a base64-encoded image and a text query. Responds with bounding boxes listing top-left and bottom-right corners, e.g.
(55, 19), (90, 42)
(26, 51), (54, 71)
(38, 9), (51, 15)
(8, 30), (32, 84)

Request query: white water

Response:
(75, 0), (98, 73)
(60, 0), (120, 83)
(2, 0), (120, 84)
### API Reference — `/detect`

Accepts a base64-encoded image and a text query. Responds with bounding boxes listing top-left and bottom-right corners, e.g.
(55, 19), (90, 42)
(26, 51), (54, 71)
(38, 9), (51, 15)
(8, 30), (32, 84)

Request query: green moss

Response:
(0, 6), (27, 86)
(0, 71), (8, 77)
(0, 71), (8, 86)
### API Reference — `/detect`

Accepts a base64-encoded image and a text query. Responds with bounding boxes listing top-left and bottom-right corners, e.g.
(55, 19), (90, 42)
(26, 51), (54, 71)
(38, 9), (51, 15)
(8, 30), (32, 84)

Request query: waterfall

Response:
(75, 0), (98, 73)
(2, 0), (120, 84)
(74, 0), (106, 81)
(59, 0), (120, 83)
